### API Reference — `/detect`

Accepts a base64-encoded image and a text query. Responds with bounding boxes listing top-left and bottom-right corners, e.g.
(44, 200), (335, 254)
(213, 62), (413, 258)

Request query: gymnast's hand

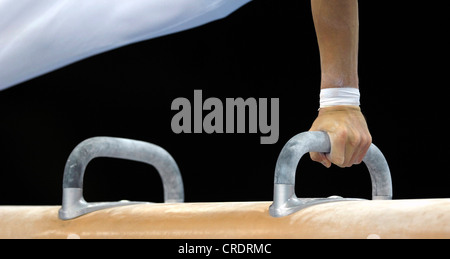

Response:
(309, 105), (371, 168)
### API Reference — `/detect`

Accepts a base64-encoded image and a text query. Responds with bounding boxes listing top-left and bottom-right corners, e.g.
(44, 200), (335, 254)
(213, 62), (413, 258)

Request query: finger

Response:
(346, 129), (362, 166)
(356, 134), (372, 164)
(349, 130), (371, 166)
(328, 131), (347, 167)
(310, 152), (332, 168)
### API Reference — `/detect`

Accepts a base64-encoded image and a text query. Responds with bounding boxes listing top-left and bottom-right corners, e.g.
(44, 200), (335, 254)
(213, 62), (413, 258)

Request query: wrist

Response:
(317, 105), (361, 116)
(319, 87), (360, 109)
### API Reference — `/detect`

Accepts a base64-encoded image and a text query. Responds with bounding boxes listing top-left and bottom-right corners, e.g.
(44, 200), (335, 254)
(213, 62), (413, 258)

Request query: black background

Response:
(0, 1), (447, 206)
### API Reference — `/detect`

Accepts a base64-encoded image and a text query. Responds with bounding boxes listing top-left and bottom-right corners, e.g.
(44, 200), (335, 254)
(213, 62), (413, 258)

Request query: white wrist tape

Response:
(319, 87), (360, 108)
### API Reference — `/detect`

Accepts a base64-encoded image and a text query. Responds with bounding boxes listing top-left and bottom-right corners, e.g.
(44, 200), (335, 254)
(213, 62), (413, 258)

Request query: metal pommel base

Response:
(58, 188), (149, 220)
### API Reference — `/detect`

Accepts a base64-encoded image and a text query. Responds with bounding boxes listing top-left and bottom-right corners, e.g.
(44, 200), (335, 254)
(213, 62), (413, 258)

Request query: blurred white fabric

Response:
(0, 0), (251, 90)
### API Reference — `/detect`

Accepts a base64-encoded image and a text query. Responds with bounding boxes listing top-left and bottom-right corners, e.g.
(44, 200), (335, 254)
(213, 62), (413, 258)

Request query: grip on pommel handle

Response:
(269, 131), (392, 217)
(58, 137), (184, 220)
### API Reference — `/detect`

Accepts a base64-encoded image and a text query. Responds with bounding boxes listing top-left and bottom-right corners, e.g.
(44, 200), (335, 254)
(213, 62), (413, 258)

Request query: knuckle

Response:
(349, 135), (361, 147)
(348, 131), (361, 147)
(367, 134), (373, 144)
(337, 129), (348, 139)
(362, 133), (372, 145)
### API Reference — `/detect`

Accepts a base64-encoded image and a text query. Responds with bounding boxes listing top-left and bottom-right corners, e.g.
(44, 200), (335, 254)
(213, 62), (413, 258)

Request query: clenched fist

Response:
(309, 105), (372, 168)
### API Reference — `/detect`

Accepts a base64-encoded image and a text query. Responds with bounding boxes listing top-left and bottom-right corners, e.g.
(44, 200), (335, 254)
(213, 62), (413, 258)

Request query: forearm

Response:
(310, 0), (371, 168)
(311, 0), (359, 89)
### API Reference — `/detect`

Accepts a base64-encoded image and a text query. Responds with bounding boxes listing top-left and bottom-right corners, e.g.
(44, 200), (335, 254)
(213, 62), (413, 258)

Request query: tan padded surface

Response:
(1, 199), (450, 239)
